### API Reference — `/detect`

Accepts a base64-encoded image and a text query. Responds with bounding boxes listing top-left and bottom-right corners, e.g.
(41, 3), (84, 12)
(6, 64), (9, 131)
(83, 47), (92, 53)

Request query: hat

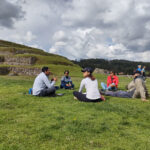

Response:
(81, 67), (93, 73)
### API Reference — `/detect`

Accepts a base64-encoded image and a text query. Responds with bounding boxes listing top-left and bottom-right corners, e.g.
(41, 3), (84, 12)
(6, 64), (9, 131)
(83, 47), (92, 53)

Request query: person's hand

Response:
(66, 84), (69, 86)
(101, 95), (106, 101)
(53, 77), (57, 81)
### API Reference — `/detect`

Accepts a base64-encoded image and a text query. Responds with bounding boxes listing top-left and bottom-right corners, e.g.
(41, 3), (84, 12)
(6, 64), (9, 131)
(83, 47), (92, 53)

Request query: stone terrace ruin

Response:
(0, 40), (74, 76)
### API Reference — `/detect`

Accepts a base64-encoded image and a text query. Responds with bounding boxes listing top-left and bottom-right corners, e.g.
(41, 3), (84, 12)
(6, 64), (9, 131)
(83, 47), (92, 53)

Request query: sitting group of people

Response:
(32, 66), (149, 102)
(103, 71), (149, 102)
(32, 67), (74, 97)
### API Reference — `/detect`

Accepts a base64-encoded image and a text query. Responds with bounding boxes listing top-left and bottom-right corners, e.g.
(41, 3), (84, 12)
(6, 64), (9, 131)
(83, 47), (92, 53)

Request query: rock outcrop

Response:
(3, 56), (37, 66)
(0, 66), (41, 76)
(94, 68), (109, 74)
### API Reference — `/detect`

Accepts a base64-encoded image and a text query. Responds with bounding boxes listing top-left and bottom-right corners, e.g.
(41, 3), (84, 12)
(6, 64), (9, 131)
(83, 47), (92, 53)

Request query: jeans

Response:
(101, 82), (117, 91)
(104, 90), (135, 98)
(60, 83), (74, 89)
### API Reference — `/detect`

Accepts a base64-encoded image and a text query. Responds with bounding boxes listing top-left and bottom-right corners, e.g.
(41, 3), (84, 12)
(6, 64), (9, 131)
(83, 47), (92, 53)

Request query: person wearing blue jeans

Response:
(101, 82), (117, 91)
(60, 70), (74, 89)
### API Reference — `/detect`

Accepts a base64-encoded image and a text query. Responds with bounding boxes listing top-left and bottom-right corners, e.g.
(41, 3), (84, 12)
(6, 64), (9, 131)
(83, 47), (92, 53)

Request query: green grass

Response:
(0, 74), (150, 150)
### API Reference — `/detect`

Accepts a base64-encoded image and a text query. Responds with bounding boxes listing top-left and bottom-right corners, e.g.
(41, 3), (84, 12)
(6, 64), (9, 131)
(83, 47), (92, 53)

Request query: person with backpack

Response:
(60, 70), (74, 89)
(73, 67), (105, 102)
(32, 66), (57, 97)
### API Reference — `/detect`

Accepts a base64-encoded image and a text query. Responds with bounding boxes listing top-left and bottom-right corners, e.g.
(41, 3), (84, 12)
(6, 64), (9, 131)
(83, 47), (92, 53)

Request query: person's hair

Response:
(88, 73), (96, 81)
(42, 66), (49, 72)
(110, 71), (115, 75)
(64, 70), (69, 74)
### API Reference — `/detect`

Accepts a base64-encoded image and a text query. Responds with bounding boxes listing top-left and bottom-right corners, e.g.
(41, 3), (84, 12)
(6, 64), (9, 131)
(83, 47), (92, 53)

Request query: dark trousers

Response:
(104, 90), (135, 98)
(38, 87), (56, 97)
(73, 91), (102, 102)
(60, 83), (74, 89)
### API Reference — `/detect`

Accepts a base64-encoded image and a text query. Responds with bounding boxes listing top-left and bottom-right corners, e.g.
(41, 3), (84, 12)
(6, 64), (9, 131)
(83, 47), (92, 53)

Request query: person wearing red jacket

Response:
(101, 71), (119, 91)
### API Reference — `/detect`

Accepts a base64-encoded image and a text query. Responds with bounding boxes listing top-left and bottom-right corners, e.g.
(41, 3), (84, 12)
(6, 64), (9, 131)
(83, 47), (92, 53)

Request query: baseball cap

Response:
(81, 67), (93, 73)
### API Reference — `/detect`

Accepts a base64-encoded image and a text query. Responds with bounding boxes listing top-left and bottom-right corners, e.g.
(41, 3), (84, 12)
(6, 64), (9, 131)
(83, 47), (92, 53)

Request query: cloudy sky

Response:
(1, 0), (150, 61)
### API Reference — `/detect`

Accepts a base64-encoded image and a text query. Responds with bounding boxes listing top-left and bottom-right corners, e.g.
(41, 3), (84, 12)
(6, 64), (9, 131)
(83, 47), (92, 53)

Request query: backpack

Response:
(28, 88), (33, 95)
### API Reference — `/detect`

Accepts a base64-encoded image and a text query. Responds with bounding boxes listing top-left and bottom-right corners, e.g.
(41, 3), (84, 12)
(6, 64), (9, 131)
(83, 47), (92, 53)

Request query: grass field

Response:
(0, 74), (150, 150)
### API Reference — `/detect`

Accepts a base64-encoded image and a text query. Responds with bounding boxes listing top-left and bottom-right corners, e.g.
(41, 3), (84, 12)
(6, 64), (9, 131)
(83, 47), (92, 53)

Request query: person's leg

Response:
(108, 83), (117, 91)
(104, 91), (117, 96)
(73, 91), (87, 101)
(105, 90), (132, 98)
(101, 82), (107, 90)
(39, 87), (56, 97)
(111, 86), (117, 91)
(107, 86), (112, 90)
(73, 91), (101, 102)
(60, 83), (65, 89)
(64, 85), (71, 89)
(55, 86), (59, 90)
(71, 84), (74, 89)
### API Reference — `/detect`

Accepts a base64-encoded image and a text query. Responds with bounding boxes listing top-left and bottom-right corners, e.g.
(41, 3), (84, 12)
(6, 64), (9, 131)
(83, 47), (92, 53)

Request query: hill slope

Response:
(0, 40), (81, 76)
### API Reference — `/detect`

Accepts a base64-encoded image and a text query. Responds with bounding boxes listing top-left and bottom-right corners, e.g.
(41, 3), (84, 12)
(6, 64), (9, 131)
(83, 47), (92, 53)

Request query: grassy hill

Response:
(0, 40), (81, 76)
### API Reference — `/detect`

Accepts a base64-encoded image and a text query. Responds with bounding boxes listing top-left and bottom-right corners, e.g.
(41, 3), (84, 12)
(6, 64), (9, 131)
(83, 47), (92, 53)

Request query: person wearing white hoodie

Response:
(73, 67), (105, 102)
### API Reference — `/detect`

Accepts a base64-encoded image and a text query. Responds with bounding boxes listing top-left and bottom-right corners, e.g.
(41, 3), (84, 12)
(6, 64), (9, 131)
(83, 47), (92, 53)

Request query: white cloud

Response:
(0, 0), (150, 62)
(24, 31), (36, 42)
(52, 30), (67, 42)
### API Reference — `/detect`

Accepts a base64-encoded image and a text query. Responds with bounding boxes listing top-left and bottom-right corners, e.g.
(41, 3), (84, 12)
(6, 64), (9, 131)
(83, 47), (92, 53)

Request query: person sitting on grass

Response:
(101, 71), (119, 91)
(60, 70), (74, 89)
(102, 71), (149, 102)
(73, 67), (105, 102)
(32, 66), (57, 97)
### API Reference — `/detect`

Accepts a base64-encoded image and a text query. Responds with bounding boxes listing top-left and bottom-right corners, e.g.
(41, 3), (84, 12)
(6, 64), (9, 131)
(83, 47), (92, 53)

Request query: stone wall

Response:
(94, 68), (110, 74)
(10, 67), (41, 76)
(0, 51), (14, 56)
(0, 67), (10, 75)
(0, 56), (4, 63)
(3, 56), (37, 66)
(0, 67), (41, 76)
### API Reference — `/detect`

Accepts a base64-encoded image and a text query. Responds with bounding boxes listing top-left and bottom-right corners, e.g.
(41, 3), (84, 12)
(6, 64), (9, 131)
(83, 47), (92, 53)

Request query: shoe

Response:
(141, 99), (149, 102)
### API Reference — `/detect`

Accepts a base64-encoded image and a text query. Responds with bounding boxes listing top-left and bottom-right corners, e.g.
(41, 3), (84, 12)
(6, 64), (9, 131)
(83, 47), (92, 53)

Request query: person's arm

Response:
(61, 76), (66, 84)
(69, 77), (73, 85)
(107, 76), (110, 87)
(43, 75), (56, 88)
(79, 80), (85, 93)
